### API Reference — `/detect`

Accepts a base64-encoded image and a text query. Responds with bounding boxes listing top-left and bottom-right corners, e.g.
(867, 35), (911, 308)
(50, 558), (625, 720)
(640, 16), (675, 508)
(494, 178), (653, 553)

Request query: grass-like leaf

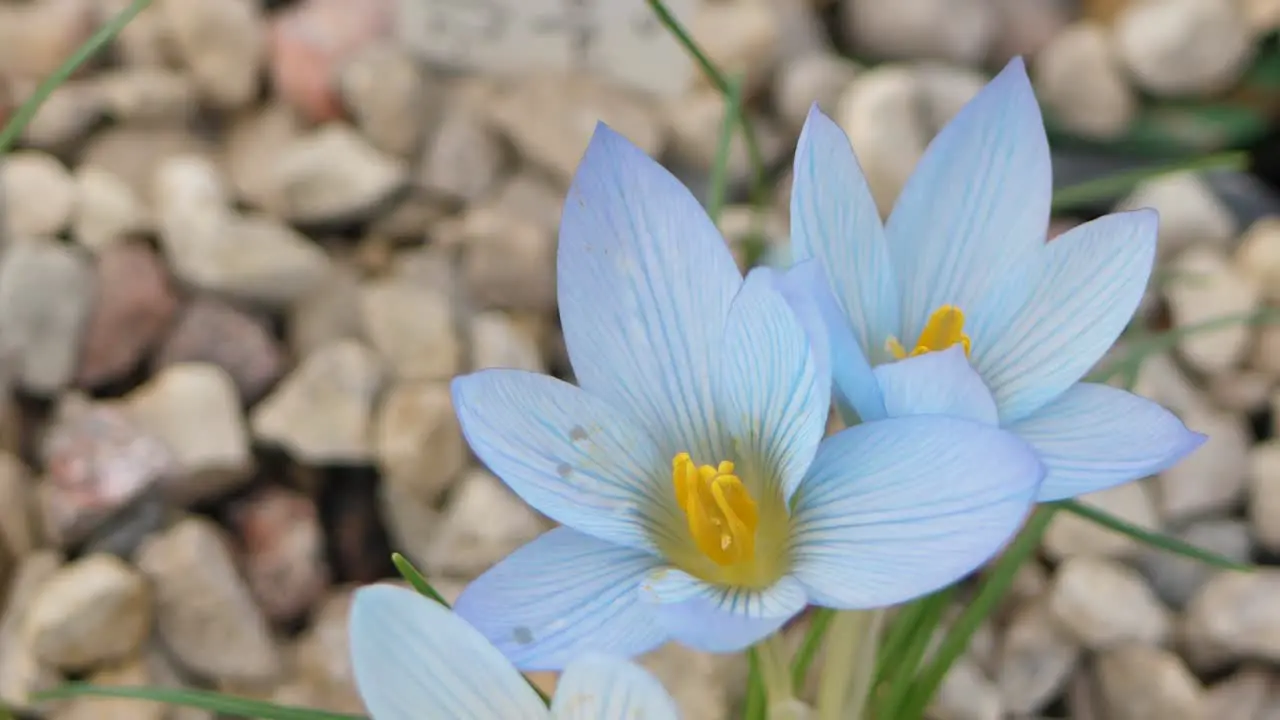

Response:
(390, 552), (451, 607)
(872, 588), (953, 719)
(896, 507), (1059, 720)
(390, 553), (551, 706)
(0, 0), (152, 154)
(743, 647), (766, 720)
(32, 685), (365, 720)
(788, 607), (833, 692)
(1048, 150), (1246, 212)
(706, 73), (743, 225)
(645, 0), (769, 210)
(1056, 499), (1251, 570)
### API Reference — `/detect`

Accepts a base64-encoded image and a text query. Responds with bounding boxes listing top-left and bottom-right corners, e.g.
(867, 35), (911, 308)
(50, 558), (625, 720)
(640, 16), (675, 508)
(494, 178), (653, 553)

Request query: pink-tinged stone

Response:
(0, 0), (96, 85)
(39, 401), (175, 546)
(267, 0), (394, 123)
(227, 486), (329, 623)
(77, 241), (180, 388)
(153, 296), (286, 405)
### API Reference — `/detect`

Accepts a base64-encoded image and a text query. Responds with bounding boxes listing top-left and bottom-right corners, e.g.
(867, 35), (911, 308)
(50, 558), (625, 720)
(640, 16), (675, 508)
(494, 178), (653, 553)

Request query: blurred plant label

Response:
(395, 0), (699, 96)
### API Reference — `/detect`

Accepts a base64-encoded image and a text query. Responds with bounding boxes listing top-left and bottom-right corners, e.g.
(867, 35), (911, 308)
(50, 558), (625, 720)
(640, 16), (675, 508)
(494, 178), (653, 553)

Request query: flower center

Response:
(672, 452), (759, 566)
(885, 305), (972, 360)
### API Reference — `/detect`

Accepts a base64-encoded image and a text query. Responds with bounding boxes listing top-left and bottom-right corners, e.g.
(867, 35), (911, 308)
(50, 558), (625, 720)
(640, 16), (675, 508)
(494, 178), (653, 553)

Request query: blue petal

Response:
(558, 123), (742, 461)
(641, 569), (808, 653)
(973, 210), (1158, 423)
(1009, 382), (1206, 501)
(552, 654), (680, 720)
(790, 416), (1042, 608)
(452, 369), (674, 551)
(768, 260), (886, 423)
(790, 105), (901, 364)
(453, 527), (668, 671)
(872, 346), (998, 425)
(885, 58), (1052, 345)
(349, 585), (547, 720)
(963, 247), (1045, 358)
(717, 267), (829, 501)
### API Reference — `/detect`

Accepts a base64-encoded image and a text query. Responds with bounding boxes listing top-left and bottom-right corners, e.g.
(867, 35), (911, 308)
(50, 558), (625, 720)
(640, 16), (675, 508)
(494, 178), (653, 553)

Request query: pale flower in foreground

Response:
(349, 584), (680, 720)
(447, 123), (1044, 668)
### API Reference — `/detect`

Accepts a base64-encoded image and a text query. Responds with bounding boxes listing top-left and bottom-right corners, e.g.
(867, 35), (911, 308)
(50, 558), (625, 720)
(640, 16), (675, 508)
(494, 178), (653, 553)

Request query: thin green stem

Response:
(390, 553), (451, 607)
(873, 588), (953, 719)
(33, 685), (363, 720)
(815, 611), (863, 720)
(756, 633), (796, 712)
(392, 555), (551, 707)
(645, 0), (769, 210)
(872, 601), (926, 688)
(745, 648), (767, 720)
(898, 507), (1058, 720)
(815, 610), (883, 720)
(1049, 151), (1247, 212)
(0, 0), (153, 155)
(789, 608), (834, 692)
(843, 609), (885, 720)
(707, 73), (744, 224)
(1056, 500), (1251, 570)
(1089, 306), (1280, 384)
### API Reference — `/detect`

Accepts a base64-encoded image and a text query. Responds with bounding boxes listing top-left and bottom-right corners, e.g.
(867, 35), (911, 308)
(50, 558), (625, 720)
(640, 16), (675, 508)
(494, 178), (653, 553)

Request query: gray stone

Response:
(24, 554), (150, 671)
(136, 517), (281, 685)
(0, 237), (95, 394)
(1048, 556), (1171, 649)
(251, 339), (386, 464)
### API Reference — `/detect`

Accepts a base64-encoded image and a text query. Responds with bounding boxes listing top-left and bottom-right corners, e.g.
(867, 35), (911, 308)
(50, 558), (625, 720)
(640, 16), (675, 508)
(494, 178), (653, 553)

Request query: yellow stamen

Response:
(672, 452), (759, 566)
(885, 305), (973, 360)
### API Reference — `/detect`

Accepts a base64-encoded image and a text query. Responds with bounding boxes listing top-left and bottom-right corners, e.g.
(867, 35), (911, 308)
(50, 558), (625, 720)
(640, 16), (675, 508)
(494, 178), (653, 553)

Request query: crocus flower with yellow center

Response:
(786, 57), (1204, 503)
(349, 585), (680, 719)
(449, 123), (1044, 668)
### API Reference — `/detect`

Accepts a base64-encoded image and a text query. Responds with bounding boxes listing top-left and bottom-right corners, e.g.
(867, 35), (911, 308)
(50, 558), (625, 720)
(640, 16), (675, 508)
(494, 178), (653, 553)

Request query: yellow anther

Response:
(672, 452), (759, 566)
(885, 305), (973, 360)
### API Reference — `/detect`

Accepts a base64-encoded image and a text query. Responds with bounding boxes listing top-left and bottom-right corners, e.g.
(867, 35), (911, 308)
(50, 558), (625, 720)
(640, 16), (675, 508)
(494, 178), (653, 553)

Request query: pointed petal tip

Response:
(798, 101), (846, 145)
(993, 56), (1031, 88)
(985, 54), (1040, 114)
(803, 101), (831, 125)
(580, 120), (639, 169)
(1002, 55), (1028, 74)
(1185, 429), (1210, 455)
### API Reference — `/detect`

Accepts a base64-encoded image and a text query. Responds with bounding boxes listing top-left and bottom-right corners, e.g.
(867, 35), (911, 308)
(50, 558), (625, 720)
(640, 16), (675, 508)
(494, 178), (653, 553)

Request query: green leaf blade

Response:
(1057, 499), (1252, 571)
(390, 552), (451, 607)
(33, 685), (366, 720)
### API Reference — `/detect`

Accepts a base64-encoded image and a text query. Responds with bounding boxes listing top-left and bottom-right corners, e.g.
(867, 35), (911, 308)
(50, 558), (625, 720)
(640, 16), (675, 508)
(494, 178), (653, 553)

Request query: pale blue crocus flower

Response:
(787, 57), (1204, 503)
(448, 122), (1044, 669)
(349, 584), (680, 720)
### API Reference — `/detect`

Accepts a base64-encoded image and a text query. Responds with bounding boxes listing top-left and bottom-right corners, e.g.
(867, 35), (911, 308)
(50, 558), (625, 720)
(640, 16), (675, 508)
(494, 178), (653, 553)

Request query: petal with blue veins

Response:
(790, 416), (1042, 609)
(641, 568), (808, 653)
(552, 654), (680, 720)
(791, 105), (902, 363)
(454, 527), (668, 671)
(873, 346), (998, 425)
(973, 209), (1158, 423)
(1008, 382), (1206, 502)
(767, 260), (886, 423)
(558, 123), (742, 461)
(717, 267), (829, 501)
(349, 585), (548, 720)
(886, 58), (1052, 345)
(452, 369), (674, 551)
